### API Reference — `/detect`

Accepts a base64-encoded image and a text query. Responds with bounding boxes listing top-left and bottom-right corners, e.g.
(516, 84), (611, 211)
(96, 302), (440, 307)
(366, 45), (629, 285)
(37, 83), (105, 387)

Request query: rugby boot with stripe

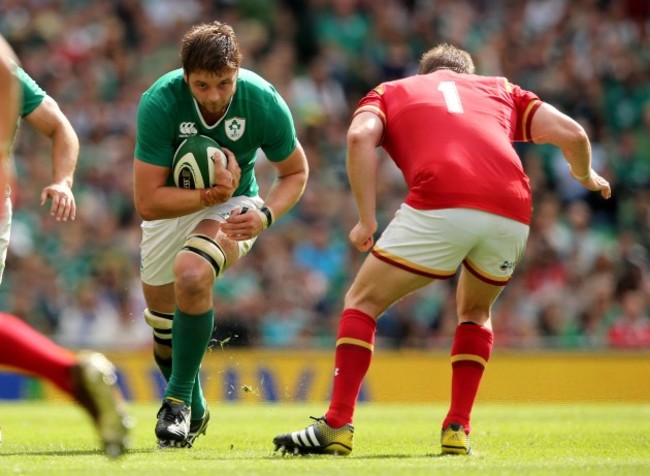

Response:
(441, 423), (472, 455)
(273, 416), (354, 456)
(155, 398), (191, 448)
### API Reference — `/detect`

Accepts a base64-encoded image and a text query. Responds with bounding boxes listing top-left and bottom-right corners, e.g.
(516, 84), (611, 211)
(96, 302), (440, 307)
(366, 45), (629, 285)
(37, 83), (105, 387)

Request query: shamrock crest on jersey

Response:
(225, 117), (245, 141)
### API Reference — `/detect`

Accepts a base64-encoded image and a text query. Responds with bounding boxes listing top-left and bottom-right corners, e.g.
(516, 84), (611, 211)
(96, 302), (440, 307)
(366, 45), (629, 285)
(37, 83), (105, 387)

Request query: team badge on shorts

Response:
(225, 117), (245, 141)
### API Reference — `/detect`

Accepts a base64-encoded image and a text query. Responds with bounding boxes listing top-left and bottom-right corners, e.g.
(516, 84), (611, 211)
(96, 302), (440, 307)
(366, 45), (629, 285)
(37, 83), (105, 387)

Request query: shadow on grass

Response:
(0, 448), (157, 457)
(1, 450), (463, 462)
(254, 452), (450, 460)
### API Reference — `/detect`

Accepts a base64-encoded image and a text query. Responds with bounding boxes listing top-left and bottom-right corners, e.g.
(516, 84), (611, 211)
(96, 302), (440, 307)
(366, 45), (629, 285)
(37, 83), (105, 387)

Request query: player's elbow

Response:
(556, 122), (589, 152)
(347, 127), (364, 147)
(532, 103), (589, 149)
(138, 210), (156, 221)
(347, 114), (383, 149)
(134, 197), (156, 221)
(347, 126), (376, 150)
(295, 168), (309, 193)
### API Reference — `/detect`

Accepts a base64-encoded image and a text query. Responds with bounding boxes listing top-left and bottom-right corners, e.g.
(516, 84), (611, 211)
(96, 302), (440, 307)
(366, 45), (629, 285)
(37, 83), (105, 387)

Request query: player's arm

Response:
(134, 159), (202, 220)
(221, 143), (308, 239)
(346, 110), (384, 252)
(0, 35), (19, 159)
(0, 35), (19, 205)
(262, 142), (308, 218)
(24, 95), (79, 221)
(530, 102), (611, 199)
(133, 152), (239, 221)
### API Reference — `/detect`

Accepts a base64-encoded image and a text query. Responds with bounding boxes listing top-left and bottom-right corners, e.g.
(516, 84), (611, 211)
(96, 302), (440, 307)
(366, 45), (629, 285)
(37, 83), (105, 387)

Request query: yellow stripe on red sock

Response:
(450, 353), (487, 367)
(336, 337), (374, 352)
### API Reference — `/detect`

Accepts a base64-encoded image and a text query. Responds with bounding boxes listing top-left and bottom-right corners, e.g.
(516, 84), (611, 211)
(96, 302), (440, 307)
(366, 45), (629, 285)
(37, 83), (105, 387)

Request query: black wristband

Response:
(260, 206), (274, 227)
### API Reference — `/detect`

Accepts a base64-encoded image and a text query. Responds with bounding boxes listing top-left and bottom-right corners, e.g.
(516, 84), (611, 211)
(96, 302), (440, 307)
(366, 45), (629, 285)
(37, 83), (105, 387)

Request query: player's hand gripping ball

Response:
(172, 134), (227, 189)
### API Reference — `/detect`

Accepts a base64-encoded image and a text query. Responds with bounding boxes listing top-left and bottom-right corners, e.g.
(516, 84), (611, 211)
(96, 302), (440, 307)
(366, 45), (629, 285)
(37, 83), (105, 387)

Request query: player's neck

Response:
(199, 108), (225, 126)
(198, 100), (232, 126)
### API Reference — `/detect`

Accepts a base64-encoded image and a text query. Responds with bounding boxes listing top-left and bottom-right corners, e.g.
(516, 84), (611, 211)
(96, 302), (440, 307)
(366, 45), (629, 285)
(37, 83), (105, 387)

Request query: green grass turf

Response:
(0, 402), (648, 475)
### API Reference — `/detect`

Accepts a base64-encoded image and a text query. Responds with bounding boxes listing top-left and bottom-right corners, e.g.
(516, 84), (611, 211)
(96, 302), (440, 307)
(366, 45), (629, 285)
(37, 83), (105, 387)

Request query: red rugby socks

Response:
(325, 308), (377, 429)
(443, 322), (494, 433)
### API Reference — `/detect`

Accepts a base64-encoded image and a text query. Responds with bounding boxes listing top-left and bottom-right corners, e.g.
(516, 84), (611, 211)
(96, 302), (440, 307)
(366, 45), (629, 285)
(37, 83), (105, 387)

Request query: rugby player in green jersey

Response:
(133, 21), (309, 448)
(0, 33), (129, 458)
(2, 64), (79, 276)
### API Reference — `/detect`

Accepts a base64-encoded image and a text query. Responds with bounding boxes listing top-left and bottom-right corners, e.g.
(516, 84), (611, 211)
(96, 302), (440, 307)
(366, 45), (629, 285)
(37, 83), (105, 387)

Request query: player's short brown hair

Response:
(419, 44), (475, 75)
(181, 21), (243, 75)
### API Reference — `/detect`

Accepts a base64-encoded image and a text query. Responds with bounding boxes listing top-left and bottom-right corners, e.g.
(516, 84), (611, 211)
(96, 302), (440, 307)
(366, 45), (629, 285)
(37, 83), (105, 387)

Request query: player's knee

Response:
(175, 233), (227, 281)
(174, 269), (213, 298)
(343, 289), (359, 309)
(343, 287), (381, 316)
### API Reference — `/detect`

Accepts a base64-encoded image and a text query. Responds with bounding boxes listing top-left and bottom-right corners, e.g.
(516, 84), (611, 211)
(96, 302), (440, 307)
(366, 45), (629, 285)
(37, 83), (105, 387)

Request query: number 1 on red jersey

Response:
(437, 81), (464, 114)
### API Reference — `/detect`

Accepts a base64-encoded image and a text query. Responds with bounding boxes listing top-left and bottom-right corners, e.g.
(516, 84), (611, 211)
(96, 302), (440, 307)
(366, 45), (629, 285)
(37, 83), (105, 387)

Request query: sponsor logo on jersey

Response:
(225, 117), (245, 141)
(179, 122), (197, 137)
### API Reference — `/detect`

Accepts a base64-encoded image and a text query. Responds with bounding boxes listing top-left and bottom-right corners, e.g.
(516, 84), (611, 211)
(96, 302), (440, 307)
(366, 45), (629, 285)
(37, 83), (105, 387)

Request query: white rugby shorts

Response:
(140, 195), (264, 286)
(372, 205), (530, 285)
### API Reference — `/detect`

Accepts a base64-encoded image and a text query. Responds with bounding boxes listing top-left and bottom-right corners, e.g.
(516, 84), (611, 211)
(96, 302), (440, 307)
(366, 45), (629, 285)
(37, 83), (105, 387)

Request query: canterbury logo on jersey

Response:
(179, 122), (197, 136)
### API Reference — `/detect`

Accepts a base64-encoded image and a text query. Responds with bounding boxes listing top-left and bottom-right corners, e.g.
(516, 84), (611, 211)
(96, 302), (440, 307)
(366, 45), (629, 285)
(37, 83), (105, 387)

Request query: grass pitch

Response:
(0, 402), (648, 475)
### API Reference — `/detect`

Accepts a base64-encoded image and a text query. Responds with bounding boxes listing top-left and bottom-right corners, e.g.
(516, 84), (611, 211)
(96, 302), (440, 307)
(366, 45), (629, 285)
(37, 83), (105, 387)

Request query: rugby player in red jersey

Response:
(273, 43), (611, 456)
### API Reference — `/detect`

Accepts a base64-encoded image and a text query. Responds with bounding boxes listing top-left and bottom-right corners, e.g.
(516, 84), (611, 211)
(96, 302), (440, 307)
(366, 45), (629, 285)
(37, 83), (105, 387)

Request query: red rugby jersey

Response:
(354, 69), (541, 225)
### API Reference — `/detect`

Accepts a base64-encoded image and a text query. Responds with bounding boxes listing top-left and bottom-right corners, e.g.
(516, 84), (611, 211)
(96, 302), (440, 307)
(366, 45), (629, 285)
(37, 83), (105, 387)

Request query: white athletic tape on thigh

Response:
(178, 233), (226, 279)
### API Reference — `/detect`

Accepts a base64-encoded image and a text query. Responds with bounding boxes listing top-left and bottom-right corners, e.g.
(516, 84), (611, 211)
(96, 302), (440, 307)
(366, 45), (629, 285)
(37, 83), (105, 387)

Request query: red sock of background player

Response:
(325, 308), (376, 429)
(443, 322), (494, 434)
(0, 313), (75, 394)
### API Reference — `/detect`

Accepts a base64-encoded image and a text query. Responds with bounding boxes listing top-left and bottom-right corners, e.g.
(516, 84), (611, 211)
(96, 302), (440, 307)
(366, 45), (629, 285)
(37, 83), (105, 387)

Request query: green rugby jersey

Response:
(7, 66), (46, 148)
(16, 66), (46, 118)
(3, 66), (46, 193)
(135, 68), (298, 197)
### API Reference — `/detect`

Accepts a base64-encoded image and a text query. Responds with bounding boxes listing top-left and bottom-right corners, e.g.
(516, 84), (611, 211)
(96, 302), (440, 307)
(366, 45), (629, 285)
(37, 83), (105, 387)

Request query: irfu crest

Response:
(225, 117), (245, 141)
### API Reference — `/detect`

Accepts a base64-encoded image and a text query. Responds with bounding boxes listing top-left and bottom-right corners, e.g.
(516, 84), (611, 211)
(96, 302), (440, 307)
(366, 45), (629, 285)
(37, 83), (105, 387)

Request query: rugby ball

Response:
(172, 134), (227, 189)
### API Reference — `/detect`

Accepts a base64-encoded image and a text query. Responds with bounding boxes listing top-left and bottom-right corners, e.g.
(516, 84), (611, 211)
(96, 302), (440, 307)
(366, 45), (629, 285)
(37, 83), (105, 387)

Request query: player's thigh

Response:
(191, 217), (240, 267)
(197, 194), (263, 266)
(140, 195), (263, 286)
(345, 253), (433, 318)
(457, 211), (529, 324)
(347, 204), (468, 317)
(456, 267), (505, 326)
(141, 216), (198, 286)
(142, 282), (176, 314)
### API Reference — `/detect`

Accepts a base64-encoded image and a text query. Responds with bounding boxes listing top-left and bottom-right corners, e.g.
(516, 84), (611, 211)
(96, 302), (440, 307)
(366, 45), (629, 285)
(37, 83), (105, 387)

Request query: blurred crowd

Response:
(1, 0), (649, 351)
